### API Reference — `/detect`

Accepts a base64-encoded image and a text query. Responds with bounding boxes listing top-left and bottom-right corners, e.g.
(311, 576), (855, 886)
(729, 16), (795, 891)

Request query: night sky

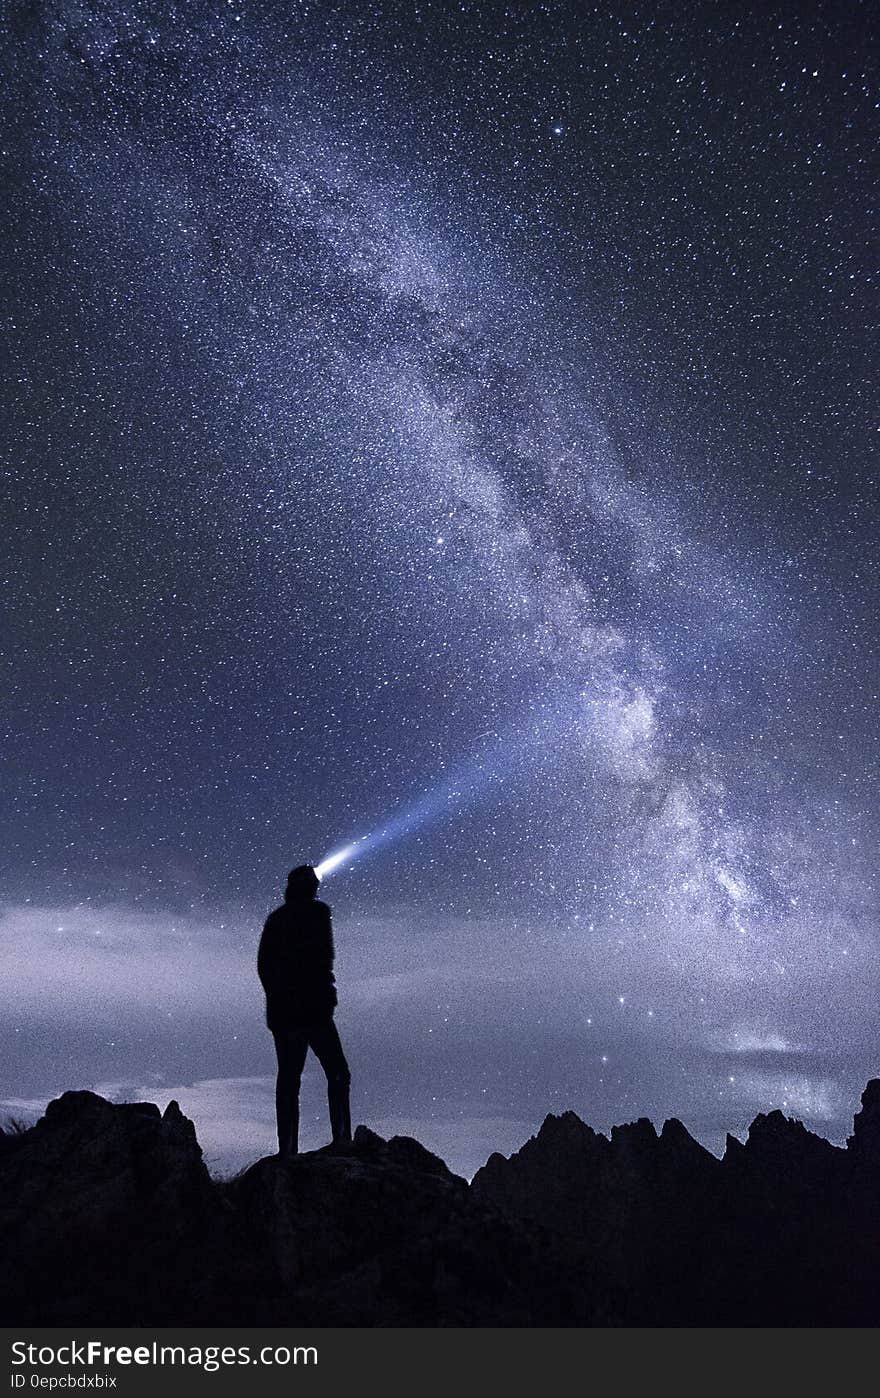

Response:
(2, 1), (877, 1177)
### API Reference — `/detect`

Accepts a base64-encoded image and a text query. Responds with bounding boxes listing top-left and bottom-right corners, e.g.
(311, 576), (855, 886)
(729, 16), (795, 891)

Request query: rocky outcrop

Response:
(472, 1081), (880, 1325)
(0, 1091), (215, 1324)
(0, 1093), (594, 1326)
(1, 1082), (878, 1325)
(217, 1126), (591, 1325)
(472, 1108), (724, 1323)
(849, 1079), (880, 1164)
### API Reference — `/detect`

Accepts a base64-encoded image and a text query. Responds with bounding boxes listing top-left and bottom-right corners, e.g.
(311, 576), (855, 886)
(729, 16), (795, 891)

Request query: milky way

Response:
(2, 1), (877, 1175)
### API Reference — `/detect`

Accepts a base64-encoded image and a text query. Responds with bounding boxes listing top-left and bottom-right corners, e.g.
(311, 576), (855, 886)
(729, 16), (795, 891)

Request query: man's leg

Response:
(309, 1019), (352, 1143)
(272, 1027), (309, 1156)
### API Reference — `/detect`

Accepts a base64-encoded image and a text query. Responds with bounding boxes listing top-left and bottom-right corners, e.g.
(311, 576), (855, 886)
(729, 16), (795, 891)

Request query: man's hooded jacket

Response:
(257, 895), (338, 1030)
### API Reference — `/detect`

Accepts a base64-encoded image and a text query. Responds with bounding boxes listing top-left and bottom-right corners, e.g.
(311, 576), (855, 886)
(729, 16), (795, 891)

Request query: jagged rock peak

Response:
(660, 1117), (696, 1145)
(723, 1107), (841, 1171)
(43, 1089), (159, 1123)
(35, 1090), (203, 1158)
(352, 1124), (385, 1151)
(659, 1117), (717, 1166)
(347, 1125), (460, 1180)
(610, 1117), (658, 1148)
(748, 1109), (806, 1140)
(848, 1077), (880, 1157)
(745, 1110), (836, 1154)
(536, 1109), (605, 1144)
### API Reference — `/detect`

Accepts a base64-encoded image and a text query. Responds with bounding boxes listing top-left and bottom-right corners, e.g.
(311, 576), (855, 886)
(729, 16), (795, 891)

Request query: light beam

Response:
(313, 685), (591, 880)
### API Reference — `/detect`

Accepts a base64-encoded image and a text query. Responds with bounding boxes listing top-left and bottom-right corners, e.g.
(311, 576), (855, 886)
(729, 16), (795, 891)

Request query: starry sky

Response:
(2, 0), (878, 1177)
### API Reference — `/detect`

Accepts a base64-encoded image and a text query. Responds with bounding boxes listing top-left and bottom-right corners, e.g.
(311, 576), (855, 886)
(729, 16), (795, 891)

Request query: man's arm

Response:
(315, 901), (336, 971)
(257, 919), (275, 992)
(317, 903), (338, 1005)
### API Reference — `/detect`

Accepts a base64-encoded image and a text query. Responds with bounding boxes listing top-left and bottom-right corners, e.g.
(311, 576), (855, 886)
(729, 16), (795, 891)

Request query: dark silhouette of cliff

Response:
(1, 1082), (878, 1325)
(472, 1084), (880, 1325)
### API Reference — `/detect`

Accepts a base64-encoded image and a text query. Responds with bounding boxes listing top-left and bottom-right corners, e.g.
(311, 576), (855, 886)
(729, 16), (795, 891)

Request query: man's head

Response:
(285, 864), (320, 901)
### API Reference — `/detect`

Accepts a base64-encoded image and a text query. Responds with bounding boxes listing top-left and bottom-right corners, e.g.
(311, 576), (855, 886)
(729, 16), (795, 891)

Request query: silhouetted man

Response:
(258, 864), (352, 1158)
